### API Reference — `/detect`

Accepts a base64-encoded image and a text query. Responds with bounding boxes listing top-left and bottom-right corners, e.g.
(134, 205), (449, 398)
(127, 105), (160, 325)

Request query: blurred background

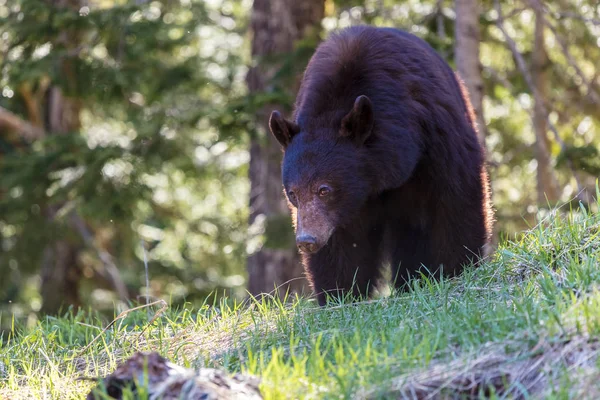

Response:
(0, 0), (598, 333)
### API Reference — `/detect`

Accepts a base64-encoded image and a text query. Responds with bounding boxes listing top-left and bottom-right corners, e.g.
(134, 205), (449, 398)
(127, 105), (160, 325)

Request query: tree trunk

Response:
(39, 87), (85, 315)
(39, 0), (85, 314)
(246, 0), (324, 297)
(532, 3), (561, 205)
(455, 0), (487, 143)
(40, 223), (82, 314)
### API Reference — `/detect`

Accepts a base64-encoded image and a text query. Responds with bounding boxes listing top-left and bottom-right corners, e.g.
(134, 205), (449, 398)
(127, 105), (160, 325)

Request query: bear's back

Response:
(293, 26), (469, 139)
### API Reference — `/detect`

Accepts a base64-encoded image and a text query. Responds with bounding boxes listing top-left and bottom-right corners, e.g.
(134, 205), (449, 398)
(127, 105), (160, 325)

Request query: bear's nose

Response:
(297, 234), (318, 253)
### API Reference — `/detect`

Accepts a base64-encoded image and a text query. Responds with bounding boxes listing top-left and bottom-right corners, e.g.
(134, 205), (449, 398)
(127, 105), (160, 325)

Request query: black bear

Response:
(269, 26), (494, 306)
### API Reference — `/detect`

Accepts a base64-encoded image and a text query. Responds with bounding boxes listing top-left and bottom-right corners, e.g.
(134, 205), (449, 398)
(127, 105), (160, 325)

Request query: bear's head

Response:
(269, 95), (374, 254)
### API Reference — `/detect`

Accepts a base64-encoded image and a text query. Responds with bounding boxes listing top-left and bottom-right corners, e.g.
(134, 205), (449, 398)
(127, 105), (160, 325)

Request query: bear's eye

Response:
(318, 185), (331, 197)
(288, 191), (297, 204)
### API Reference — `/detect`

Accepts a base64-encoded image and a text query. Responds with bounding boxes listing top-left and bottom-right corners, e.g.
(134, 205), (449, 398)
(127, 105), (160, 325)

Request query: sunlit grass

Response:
(1, 193), (600, 399)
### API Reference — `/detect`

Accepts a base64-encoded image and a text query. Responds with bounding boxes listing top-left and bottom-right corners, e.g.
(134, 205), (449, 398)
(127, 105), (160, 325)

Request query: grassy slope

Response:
(1, 197), (599, 399)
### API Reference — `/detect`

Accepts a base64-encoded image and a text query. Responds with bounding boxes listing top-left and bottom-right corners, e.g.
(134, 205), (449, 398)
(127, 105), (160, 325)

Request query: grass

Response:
(1, 194), (600, 399)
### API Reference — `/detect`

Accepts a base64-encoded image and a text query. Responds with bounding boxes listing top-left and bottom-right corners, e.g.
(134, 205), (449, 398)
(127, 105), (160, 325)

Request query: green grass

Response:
(1, 195), (600, 399)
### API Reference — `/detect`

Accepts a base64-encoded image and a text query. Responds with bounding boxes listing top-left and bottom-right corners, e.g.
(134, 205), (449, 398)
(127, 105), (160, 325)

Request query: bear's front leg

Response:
(302, 229), (384, 306)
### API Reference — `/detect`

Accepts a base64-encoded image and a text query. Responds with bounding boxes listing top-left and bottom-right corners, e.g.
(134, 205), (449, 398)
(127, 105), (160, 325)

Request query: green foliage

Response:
(557, 144), (600, 176)
(1, 0), (599, 335)
(1, 201), (600, 398)
(0, 0), (252, 326)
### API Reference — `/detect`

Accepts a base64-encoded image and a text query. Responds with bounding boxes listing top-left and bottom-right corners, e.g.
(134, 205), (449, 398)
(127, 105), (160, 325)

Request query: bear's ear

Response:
(269, 111), (299, 149)
(340, 95), (374, 145)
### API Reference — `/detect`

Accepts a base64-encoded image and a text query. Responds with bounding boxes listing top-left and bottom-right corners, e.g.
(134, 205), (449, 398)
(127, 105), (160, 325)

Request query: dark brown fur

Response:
(269, 26), (494, 305)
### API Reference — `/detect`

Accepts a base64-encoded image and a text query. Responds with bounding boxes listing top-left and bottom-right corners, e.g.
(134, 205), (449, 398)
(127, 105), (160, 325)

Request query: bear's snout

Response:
(297, 234), (319, 254)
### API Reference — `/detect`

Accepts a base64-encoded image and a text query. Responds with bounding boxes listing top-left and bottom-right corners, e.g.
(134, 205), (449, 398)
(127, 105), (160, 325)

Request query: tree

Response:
(1, 0), (250, 321)
(35, 0), (86, 314)
(455, 0), (487, 143)
(246, 0), (324, 297)
(531, 1), (561, 204)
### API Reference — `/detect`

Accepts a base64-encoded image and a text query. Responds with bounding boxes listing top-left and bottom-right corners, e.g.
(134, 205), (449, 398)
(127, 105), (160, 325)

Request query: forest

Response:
(1, 0), (600, 398)
(1, 0), (599, 339)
